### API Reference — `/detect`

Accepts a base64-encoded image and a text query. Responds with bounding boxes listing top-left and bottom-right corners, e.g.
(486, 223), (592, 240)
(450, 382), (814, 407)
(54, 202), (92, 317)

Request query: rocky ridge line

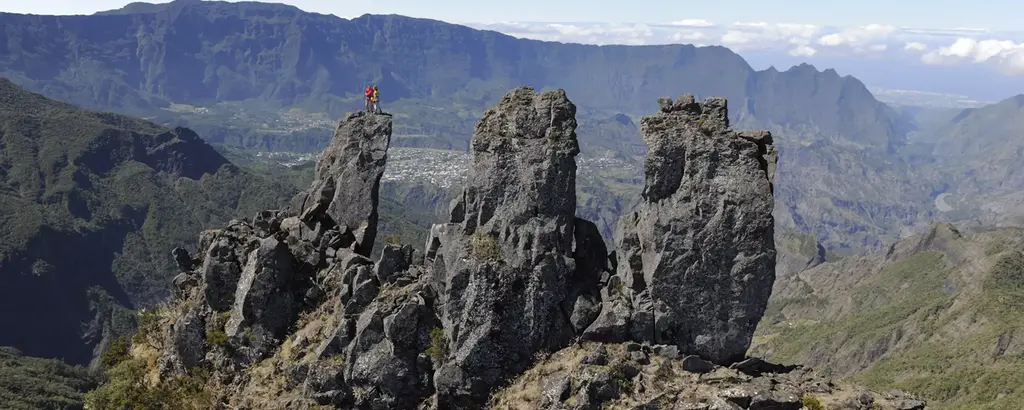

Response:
(131, 89), (925, 410)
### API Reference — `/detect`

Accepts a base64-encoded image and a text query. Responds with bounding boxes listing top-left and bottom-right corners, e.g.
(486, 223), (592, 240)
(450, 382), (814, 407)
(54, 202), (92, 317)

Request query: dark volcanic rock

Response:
(292, 111), (393, 257)
(426, 86), (604, 408)
(584, 94), (778, 365)
(224, 236), (301, 363)
(119, 88), (920, 410)
(489, 343), (923, 410)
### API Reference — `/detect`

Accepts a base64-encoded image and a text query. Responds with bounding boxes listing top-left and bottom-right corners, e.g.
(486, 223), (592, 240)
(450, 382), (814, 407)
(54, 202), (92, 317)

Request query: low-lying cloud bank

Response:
(466, 20), (1024, 76)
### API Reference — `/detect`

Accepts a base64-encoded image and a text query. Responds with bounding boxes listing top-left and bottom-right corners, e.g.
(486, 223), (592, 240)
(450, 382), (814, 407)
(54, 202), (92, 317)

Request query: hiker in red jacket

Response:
(364, 85), (374, 112)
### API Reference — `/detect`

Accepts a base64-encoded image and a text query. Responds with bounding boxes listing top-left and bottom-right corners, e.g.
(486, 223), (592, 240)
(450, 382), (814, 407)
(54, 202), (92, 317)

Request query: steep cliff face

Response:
(84, 87), (924, 410)
(583, 95), (778, 365)
(425, 88), (602, 408)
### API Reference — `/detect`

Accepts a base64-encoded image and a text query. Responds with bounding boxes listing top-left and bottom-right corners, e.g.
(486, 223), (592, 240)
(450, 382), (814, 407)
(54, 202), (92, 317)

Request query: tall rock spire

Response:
(585, 94), (778, 365)
(291, 111), (393, 257)
(426, 86), (600, 409)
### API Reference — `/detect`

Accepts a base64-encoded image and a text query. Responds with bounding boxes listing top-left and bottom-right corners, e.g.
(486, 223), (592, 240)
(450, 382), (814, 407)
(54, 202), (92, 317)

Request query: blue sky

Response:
(9, 0), (1020, 30)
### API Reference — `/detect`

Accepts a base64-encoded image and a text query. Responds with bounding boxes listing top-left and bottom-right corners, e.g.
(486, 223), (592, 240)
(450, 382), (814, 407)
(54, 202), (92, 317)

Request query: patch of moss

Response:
(426, 327), (447, 363)
(205, 329), (229, 346)
(471, 232), (501, 261)
(802, 394), (825, 410)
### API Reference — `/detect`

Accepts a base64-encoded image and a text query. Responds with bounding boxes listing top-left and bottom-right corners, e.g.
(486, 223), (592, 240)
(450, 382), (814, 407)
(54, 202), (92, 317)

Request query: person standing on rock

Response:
(364, 84), (374, 112)
(372, 85), (381, 114)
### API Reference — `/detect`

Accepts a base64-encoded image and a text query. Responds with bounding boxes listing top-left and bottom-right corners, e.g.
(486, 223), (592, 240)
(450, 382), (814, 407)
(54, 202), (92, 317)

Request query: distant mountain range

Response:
(2, 0), (1023, 247)
(0, 0), (904, 148)
(0, 0), (932, 251)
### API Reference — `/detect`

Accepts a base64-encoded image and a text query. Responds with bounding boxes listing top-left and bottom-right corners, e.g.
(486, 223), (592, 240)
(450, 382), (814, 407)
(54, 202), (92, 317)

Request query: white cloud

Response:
(462, 20), (1024, 76)
(904, 41), (928, 51)
(922, 37), (1024, 75)
(670, 31), (708, 42)
(719, 23), (821, 51)
(720, 30), (758, 45)
(789, 45), (817, 56)
(670, 19), (715, 27)
(817, 24), (896, 52)
(733, 22), (770, 28)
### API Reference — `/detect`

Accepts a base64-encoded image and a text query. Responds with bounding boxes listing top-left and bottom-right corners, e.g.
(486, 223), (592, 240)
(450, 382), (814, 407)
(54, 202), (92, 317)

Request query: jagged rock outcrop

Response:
(583, 95), (778, 365)
(159, 111), (400, 385)
(291, 111), (393, 257)
(107, 88), (923, 410)
(424, 87), (608, 408)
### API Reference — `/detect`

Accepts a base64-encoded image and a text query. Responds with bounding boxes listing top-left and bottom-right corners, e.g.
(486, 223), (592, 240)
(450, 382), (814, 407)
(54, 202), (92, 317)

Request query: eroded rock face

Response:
(292, 111), (393, 257)
(125, 89), (894, 410)
(584, 95), (778, 365)
(426, 87), (606, 408)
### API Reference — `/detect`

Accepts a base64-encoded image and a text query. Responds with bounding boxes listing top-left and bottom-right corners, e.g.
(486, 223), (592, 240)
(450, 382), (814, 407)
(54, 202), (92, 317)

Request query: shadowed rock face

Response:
(292, 111), (393, 257)
(427, 87), (605, 408)
(583, 95), (779, 365)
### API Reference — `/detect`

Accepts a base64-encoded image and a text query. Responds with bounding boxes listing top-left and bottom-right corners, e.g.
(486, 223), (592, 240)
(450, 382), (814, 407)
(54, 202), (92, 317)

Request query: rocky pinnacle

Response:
(426, 87), (597, 409)
(583, 94), (779, 364)
(291, 111), (393, 257)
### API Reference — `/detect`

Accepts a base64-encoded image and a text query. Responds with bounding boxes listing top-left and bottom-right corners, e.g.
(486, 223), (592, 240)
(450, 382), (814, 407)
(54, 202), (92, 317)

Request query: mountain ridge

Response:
(0, 78), (296, 365)
(0, 0), (933, 253)
(754, 222), (1024, 409)
(0, 0), (906, 148)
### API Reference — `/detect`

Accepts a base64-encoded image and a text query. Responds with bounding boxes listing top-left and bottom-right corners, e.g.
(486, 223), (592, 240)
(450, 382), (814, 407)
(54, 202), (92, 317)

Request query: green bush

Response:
(132, 307), (163, 346)
(0, 347), (96, 410)
(205, 329), (229, 346)
(84, 358), (216, 410)
(984, 240), (1009, 256)
(988, 251), (1024, 290)
(101, 335), (132, 368)
(426, 327), (447, 363)
(205, 311), (231, 347)
(802, 394), (825, 410)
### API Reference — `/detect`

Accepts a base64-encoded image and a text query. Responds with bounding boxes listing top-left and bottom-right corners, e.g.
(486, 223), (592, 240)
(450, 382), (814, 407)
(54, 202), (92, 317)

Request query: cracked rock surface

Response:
(127, 89), (918, 410)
